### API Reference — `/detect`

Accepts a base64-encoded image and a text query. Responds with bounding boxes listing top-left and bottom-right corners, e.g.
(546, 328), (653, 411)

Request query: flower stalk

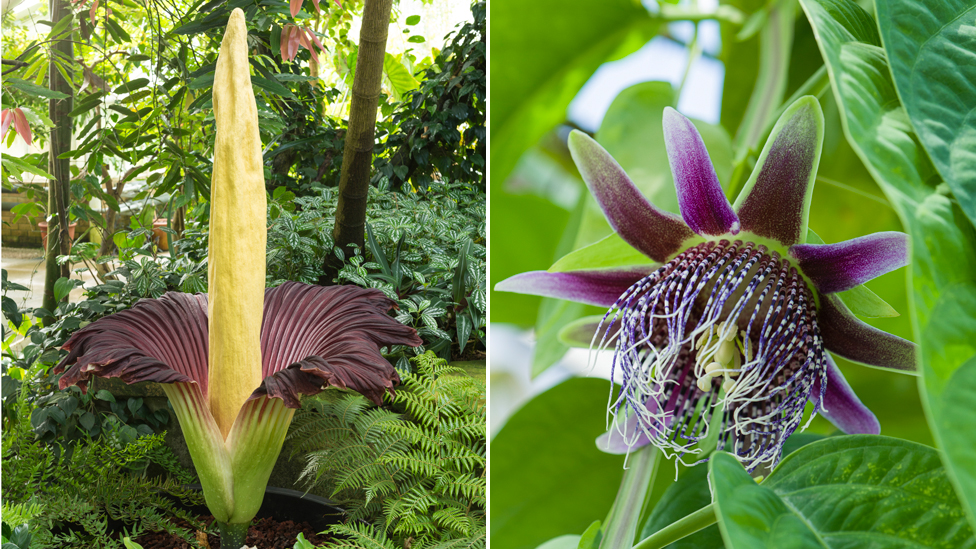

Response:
(53, 11), (422, 549)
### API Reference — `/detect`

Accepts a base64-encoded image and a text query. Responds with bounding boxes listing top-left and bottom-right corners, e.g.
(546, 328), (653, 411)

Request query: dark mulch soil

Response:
(133, 515), (332, 549)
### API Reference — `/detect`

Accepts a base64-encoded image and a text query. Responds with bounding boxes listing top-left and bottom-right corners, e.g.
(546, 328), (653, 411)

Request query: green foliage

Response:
(709, 437), (975, 548)
(801, 0), (976, 531)
(375, 2), (486, 193)
(1, 407), (205, 549)
(490, 378), (624, 549)
(266, 181), (486, 363)
(288, 352), (485, 548)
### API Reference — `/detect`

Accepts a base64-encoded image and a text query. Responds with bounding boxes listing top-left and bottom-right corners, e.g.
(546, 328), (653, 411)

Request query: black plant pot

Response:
(182, 484), (345, 533)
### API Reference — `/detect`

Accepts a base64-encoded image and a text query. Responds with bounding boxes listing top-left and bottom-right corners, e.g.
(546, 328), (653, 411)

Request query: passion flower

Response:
(496, 97), (915, 472)
(53, 10), (421, 549)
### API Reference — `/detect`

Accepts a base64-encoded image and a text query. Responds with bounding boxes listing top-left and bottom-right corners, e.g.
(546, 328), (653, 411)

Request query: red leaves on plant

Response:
(11, 108), (31, 146)
(297, 27), (318, 64)
(310, 0), (320, 14)
(289, 0), (302, 17)
(0, 110), (12, 141)
(280, 24), (302, 61)
(90, 0), (98, 27)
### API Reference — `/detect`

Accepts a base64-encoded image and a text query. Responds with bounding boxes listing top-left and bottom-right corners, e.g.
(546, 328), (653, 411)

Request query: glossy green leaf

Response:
(835, 284), (898, 318)
(801, 0), (976, 530)
(640, 464), (723, 549)
(711, 436), (975, 549)
(490, 378), (623, 549)
(876, 0), (976, 227)
(549, 233), (653, 273)
(383, 52), (419, 99)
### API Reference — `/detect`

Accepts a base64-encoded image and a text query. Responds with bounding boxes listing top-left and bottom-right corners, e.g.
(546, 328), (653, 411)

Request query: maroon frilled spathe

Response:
(55, 281), (423, 408)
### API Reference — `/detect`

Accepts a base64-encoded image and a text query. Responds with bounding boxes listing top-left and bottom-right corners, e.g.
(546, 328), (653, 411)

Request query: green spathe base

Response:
(217, 520), (249, 549)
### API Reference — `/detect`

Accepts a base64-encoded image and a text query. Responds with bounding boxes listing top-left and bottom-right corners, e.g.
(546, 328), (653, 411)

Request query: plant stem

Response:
(632, 503), (717, 549)
(217, 521), (249, 549)
(599, 446), (660, 549)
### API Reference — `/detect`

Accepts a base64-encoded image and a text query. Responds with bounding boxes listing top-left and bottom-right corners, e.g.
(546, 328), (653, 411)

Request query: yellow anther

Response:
(732, 352), (742, 372)
(705, 362), (723, 375)
(697, 376), (713, 392)
(695, 331), (711, 350)
(722, 376), (735, 393)
(715, 339), (736, 365)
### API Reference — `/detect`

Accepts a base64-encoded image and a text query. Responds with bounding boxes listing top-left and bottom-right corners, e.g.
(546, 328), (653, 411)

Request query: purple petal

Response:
(663, 107), (739, 236)
(596, 399), (659, 454)
(734, 96), (824, 246)
(790, 232), (909, 294)
(55, 292), (210, 395)
(494, 267), (656, 307)
(812, 355), (880, 435)
(819, 294), (917, 372)
(255, 282), (423, 407)
(568, 130), (695, 262)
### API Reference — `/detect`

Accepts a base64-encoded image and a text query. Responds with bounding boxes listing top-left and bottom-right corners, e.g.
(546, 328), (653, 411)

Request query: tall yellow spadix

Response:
(208, 8), (266, 438)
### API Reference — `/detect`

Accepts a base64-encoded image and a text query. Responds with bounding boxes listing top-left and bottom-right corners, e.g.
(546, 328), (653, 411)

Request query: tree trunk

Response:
(319, 0), (392, 285)
(41, 0), (73, 320)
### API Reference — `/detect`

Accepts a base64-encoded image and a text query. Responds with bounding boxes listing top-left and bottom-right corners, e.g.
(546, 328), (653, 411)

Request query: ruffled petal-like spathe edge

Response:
(790, 231), (909, 294)
(494, 267), (656, 307)
(55, 292), (210, 395)
(260, 282), (421, 377)
(734, 96), (824, 247)
(811, 355), (880, 435)
(254, 282), (421, 408)
(567, 130), (695, 262)
(250, 340), (401, 408)
(819, 294), (917, 372)
(662, 107), (740, 236)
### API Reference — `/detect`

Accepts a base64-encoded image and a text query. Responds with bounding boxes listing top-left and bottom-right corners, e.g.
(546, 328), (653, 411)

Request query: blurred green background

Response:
(489, 0), (930, 546)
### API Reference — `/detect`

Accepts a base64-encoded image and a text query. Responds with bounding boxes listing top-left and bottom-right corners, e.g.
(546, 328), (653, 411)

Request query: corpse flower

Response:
(53, 10), (421, 549)
(496, 96), (915, 472)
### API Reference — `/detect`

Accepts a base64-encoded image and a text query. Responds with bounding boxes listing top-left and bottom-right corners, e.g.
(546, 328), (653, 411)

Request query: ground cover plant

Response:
(489, 0), (976, 548)
(287, 351), (486, 548)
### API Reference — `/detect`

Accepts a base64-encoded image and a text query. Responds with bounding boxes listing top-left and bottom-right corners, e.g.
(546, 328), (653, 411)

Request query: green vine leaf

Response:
(710, 436), (975, 549)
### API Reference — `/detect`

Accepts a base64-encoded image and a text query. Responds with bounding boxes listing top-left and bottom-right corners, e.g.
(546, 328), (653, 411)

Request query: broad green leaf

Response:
(4, 78), (69, 99)
(876, 0), (976, 227)
(801, 0), (976, 531)
(383, 52), (419, 100)
(532, 194), (592, 376)
(490, 378), (623, 549)
(639, 464), (723, 549)
(251, 76), (296, 99)
(491, 0), (657, 184)
(549, 233), (653, 273)
(489, 0), (658, 326)
(711, 436), (975, 549)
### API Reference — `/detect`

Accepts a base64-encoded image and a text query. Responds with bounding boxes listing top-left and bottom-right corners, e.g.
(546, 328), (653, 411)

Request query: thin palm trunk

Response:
(320, 0), (392, 285)
(41, 0), (74, 319)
